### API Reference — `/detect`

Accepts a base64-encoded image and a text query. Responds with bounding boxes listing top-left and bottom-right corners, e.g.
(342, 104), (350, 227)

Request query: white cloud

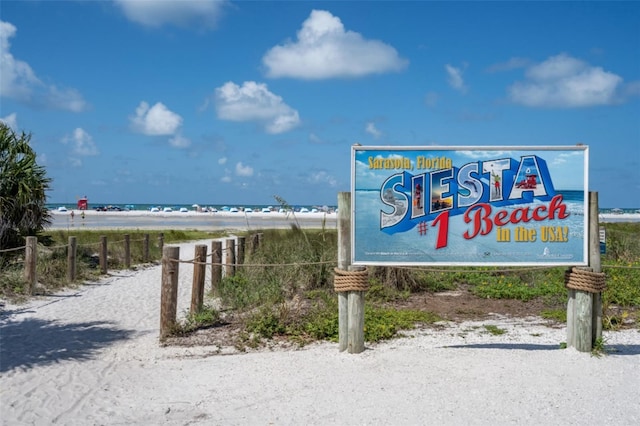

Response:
(1, 21), (40, 99)
(218, 156), (227, 165)
(625, 81), (640, 97)
(0, 112), (18, 131)
(486, 57), (530, 73)
(508, 53), (624, 107)
(308, 170), (337, 187)
(69, 157), (82, 168)
(220, 175), (231, 183)
(0, 20), (88, 112)
(130, 101), (183, 135)
(46, 86), (87, 113)
(459, 150), (509, 160)
(114, 0), (227, 30)
(62, 128), (99, 156)
(214, 81), (300, 134)
(235, 162), (254, 177)
(263, 10), (408, 79)
(309, 133), (322, 144)
(424, 92), (438, 107)
(551, 150), (583, 166)
(445, 64), (467, 93)
(169, 133), (191, 148)
(365, 122), (382, 139)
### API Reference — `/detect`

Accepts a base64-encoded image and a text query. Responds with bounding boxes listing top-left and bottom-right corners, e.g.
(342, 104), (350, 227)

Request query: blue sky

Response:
(1, 1), (639, 208)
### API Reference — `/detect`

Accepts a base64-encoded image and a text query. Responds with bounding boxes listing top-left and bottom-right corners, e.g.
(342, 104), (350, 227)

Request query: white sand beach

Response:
(1, 239), (639, 425)
(48, 209), (338, 231)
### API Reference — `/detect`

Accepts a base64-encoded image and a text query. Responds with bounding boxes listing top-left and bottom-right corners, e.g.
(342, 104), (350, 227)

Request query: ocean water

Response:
(46, 202), (336, 213)
(45, 198), (639, 214)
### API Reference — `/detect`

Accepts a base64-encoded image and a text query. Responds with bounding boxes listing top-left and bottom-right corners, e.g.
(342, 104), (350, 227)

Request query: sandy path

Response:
(1, 239), (639, 425)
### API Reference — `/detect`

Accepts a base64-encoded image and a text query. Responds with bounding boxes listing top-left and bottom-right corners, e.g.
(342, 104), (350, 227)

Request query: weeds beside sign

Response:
(352, 146), (588, 266)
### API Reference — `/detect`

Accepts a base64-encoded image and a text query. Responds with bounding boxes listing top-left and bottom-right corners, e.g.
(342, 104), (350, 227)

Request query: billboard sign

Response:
(352, 146), (588, 266)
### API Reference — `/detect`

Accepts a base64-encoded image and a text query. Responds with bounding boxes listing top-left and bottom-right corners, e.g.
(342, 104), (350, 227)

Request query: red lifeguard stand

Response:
(77, 197), (88, 210)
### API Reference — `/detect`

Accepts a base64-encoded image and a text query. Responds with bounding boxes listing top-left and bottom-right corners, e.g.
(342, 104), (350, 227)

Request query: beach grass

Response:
(205, 222), (640, 347)
(0, 229), (224, 300)
(2, 223), (639, 342)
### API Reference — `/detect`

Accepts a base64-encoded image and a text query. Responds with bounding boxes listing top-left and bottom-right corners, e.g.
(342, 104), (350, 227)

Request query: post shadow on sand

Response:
(444, 342), (640, 355)
(0, 318), (135, 373)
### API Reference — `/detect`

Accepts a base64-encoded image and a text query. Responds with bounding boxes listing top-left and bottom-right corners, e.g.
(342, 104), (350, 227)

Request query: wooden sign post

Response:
(566, 191), (606, 352)
(335, 191), (367, 354)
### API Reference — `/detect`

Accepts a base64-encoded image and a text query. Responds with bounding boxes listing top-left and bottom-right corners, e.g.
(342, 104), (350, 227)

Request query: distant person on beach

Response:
(70, 210), (75, 225)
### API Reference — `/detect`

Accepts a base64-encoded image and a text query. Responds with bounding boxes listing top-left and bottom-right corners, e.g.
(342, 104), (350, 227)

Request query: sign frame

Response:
(351, 145), (589, 266)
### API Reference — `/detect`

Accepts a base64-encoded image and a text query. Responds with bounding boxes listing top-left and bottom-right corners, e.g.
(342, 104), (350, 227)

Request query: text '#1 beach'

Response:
(352, 145), (588, 266)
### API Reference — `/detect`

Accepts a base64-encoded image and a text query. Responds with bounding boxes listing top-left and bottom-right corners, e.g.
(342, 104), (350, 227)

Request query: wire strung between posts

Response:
(167, 257), (336, 268)
(46, 243), (71, 250)
(602, 264), (640, 270)
(0, 245), (26, 253)
(162, 258), (637, 274)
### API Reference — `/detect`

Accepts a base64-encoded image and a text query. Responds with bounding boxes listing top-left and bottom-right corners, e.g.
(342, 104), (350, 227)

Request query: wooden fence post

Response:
(100, 235), (108, 274)
(143, 234), (150, 263)
(67, 236), (77, 283)
(124, 234), (131, 269)
(160, 246), (180, 339)
(236, 236), (246, 265)
(24, 236), (37, 295)
(224, 238), (236, 278)
(191, 244), (207, 314)
(211, 240), (222, 295)
(158, 232), (164, 254)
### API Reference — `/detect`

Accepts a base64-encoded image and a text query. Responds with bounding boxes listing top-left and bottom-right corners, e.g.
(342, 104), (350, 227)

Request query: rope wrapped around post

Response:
(333, 267), (369, 292)
(564, 267), (606, 293)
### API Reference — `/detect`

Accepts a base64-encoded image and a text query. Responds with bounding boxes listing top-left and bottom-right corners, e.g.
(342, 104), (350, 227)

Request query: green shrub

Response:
(172, 305), (221, 336)
(483, 324), (506, 335)
(245, 306), (287, 338)
(364, 307), (441, 342)
(541, 309), (566, 322)
(366, 281), (410, 303)
(469, 267), (565, 301)
(603, 261), (640, 307)
(219, 273), (283, 310)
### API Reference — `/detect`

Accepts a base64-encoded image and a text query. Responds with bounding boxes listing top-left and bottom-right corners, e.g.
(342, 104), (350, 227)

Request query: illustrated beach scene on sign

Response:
(353, 146), (588, 266)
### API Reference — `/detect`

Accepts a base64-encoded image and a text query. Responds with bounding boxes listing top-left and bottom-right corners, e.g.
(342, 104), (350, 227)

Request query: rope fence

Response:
(3, 230), (639, 298)
(0, 245), (26, 253)
(2, 227), (638, 341)
(1, 232), (166, 294)
(171, 257), (336, 268)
